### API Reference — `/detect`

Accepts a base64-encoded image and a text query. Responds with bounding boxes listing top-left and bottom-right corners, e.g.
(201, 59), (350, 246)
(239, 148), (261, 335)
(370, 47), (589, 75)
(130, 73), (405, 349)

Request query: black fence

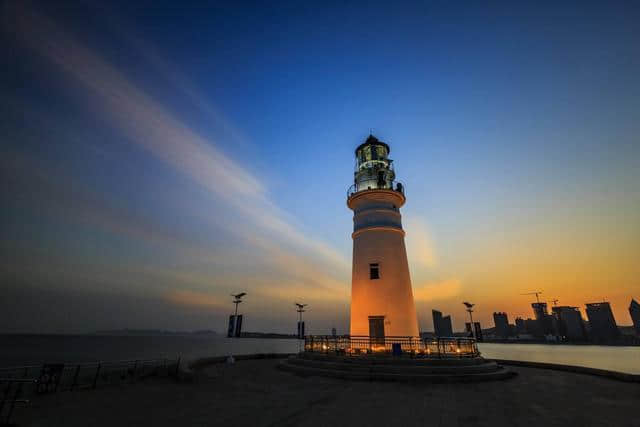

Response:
(305, 336), (479, 358)
(0, 358), (180, 425)
(0, 358), (180, 392)
(0, 378), (37, 425)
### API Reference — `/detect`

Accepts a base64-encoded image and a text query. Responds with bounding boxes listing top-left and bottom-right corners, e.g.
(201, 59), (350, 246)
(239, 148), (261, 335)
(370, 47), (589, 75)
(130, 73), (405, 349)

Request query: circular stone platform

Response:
(278, 352), (516, 383)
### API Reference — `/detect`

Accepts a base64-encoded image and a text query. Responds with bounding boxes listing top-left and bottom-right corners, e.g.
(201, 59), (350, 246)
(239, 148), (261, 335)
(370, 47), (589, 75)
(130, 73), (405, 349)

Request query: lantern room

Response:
(351, 135), (403, 195)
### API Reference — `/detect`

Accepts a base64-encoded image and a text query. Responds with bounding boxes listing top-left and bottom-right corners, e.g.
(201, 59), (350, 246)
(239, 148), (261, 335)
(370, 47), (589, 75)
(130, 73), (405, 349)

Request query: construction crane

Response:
(521, 291), (543, 303)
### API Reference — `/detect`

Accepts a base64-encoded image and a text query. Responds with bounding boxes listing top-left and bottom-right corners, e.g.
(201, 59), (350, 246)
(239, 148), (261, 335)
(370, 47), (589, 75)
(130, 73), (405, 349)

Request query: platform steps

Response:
(278, 355), (516, 383)
(300, 352), (491, 366)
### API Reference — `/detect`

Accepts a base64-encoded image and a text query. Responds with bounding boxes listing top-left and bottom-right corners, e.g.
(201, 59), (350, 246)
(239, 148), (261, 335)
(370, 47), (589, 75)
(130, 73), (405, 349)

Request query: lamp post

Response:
(232, 292), (246, 316)
(463, 302), (476, 341)
(229, 292), (246, 338)
(295, 303), (307, 352)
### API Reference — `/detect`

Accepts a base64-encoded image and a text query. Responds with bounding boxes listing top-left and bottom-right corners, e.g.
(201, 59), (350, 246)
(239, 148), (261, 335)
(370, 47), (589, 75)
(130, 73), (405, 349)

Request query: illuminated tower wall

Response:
(347, 135), (419, 338)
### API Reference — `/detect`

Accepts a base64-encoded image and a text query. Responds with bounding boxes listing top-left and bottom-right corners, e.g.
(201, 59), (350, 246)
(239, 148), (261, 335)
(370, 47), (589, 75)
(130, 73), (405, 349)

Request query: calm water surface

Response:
(0, 335), (298, 367)
(478, 343), (640, 374)
(1, 335), (638, 374)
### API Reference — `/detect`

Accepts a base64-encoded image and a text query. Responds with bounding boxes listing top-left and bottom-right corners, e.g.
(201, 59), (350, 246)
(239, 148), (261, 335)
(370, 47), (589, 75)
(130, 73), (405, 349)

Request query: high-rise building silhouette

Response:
(432, 310), (453, 337)
(465, 322), (483, 341)
(493, 312), (510, 338)
(524, 318), (540, 337)
(585, 302), (619, 343)
(515, 317), (526, 335)
(531, 302), (554, 336)
(348, 135), (419, 338)
(551, 306), (586, 341)
(531, 302), (547, 321)
(629, 299), (640, 336)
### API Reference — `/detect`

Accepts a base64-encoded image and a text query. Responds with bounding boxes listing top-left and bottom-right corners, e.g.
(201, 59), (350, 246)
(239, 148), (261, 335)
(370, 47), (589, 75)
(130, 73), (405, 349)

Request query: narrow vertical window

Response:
(369, 263), (380, 280)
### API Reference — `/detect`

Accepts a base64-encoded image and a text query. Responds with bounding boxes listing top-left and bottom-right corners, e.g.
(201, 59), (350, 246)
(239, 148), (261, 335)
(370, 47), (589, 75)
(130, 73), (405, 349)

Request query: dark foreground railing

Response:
(0, 378), (37, 426)
(0, 358), (180, 392)
(305, 336), (479, 358)
(0, 358), (180, 425)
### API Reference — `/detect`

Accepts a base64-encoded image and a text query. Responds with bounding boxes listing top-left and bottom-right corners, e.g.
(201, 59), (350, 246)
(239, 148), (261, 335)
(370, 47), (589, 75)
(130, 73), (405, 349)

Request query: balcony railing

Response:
(347, 181), (405, 199)
(304, 335), (479, 358)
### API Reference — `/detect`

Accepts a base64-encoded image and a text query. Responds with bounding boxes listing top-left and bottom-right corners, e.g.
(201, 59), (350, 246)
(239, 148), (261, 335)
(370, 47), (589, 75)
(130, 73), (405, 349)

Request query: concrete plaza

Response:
(15, 358), (639, 427)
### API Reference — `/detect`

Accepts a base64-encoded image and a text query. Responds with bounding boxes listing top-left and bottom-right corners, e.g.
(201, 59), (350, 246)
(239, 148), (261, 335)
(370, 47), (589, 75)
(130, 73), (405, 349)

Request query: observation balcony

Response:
(347, 181), (405, 199)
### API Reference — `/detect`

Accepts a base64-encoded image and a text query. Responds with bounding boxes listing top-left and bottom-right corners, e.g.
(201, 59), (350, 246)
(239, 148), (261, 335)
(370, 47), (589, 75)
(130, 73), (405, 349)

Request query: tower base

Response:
(279, 353), (516, 383)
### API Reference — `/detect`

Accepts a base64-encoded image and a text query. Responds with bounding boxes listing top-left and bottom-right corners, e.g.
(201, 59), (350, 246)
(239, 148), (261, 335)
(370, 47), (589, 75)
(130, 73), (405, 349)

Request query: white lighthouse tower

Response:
(348, 135), (419, 339)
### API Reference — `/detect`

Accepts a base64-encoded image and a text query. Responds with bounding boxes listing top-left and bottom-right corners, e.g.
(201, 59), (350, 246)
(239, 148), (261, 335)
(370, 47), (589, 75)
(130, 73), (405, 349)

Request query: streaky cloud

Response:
(413, 278), (462, 302)
(405, 216), (438, 269)
(165, 289), (227, 310)
(9, 2), (349, 304)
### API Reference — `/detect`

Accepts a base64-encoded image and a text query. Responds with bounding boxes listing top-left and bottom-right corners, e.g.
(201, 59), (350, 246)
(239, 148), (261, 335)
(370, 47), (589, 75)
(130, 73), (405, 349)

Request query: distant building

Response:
(585, 302), (619, 343)
(524, 318), (541, 337)
(630, 299), (640, 336)
(432, 309), (453, 337)
(515, 317), (526, 335)
(532, 302), (554, 335)
(465, 322), (483, 342)
(419, 331), (436, 340)
(551, 306), (586, 341)
(493, 312), (510, 338)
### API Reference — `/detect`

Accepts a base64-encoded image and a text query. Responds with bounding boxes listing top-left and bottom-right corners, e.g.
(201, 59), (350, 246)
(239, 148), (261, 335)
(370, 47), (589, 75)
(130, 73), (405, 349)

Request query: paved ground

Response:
(14, 359), (640, 427)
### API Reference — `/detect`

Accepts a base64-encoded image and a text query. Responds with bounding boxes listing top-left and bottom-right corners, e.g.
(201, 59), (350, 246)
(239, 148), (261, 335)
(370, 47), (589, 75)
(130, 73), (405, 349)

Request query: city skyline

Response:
(2, 1), (639, 334)
(430, 297), (638, 334)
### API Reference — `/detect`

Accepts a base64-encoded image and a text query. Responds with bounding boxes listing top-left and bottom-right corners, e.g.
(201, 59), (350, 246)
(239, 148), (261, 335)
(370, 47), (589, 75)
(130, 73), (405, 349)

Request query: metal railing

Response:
(0, 358), (180, 394)
(1, 378), (37, 426)
(0, 358), (180, 425)
(347, 181), (405, 199)
(304, 336), (479, 358)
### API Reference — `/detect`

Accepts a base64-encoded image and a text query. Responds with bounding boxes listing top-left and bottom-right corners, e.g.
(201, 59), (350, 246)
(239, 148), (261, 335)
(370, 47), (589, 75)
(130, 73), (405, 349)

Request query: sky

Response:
(2, 0), (639, 334)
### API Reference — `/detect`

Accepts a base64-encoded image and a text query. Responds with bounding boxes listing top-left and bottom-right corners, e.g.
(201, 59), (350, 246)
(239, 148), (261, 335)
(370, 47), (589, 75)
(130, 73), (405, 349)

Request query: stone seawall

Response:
(191, 353), (639, 383)
(491, 358), (640, 382)
(189, 352), (294, 371)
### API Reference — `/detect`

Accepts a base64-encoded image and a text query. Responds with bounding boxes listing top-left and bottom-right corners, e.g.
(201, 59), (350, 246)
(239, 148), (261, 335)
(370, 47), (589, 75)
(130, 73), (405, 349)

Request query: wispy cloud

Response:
(0, 150), (227, 266)
(8, 3), (349, 307)
(164, 289), (227, 310)
(413, 278), (462, 302)
(405, 216), (437, 269)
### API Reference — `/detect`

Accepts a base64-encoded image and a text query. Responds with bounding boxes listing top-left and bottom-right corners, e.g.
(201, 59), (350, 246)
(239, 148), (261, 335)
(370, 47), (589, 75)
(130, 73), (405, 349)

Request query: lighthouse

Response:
(348, 135), (419, 339)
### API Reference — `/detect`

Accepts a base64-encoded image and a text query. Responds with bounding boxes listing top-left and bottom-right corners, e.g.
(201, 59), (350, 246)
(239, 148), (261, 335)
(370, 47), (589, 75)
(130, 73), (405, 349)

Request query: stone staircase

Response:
(278, 353), (515, 383)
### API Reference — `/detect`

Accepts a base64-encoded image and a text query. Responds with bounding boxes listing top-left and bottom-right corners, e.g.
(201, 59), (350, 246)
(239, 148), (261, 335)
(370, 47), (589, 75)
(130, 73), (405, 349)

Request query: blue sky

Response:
(2, 0), (639, 333)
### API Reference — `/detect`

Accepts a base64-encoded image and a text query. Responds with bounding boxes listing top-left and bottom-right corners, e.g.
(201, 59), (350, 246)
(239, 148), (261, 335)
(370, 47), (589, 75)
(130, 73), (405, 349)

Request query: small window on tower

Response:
(369, 263), (380, 280)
